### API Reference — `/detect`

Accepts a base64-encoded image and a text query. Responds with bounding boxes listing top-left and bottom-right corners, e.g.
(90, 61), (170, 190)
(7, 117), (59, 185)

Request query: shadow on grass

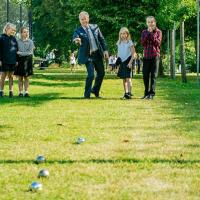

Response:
(33, 72), (142, 82)
(0, 94), (124, 107)
(0, 158), (199, 165)
(33, 73), (86, 82)
(0, 93), (61, 106)
(30, 80), (83, 88)
(0, 93), (129, 106)
(59, 96), (123, 101)
(186, 144), (200, 148)
(0, 125), (13, 132)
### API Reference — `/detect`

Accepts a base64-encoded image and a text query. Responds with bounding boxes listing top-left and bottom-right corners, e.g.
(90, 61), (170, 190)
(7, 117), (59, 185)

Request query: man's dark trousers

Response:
(143, 56), (160, 96)
(85, 50), (105, 98)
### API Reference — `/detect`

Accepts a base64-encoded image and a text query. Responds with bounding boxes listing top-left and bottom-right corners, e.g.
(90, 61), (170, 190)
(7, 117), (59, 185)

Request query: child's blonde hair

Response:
(117, 27), (131, 44)
(3, 22), (16, 34)
(20, 27), (29, 39)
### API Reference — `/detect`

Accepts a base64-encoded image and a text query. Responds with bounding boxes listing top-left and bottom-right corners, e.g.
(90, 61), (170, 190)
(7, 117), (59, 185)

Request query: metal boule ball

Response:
(38, 169), (50, 178)
(77, 137), (85, 144)
(29, 182), (43, 192)
(35, 155), (46, 164)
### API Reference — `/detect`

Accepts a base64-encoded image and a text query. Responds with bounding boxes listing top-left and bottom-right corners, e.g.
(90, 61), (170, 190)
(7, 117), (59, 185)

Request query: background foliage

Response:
(0, 0), (197, 71)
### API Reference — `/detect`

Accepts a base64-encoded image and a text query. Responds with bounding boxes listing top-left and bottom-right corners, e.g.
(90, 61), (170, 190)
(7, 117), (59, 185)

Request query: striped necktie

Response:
(85, 27), (93, 53)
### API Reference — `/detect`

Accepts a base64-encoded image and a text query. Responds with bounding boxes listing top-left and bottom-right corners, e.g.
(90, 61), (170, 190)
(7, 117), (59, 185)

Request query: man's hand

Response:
(103, 51), (109, 59)
(0, 61), (2, 67)
(16, 62), (18, 67)
(148, 27), (153, 32)
(74, 37), (81, 45)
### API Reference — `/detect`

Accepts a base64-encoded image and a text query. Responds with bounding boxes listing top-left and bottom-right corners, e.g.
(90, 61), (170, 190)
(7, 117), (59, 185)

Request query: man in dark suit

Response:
(73, 11), (109, 98)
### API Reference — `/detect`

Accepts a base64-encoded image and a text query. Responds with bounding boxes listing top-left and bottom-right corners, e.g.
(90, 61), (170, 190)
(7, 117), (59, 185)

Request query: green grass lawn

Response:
(0, 68), (200, 200)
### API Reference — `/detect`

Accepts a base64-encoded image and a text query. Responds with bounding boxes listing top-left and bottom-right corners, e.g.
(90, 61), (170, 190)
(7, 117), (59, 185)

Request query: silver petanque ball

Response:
(77, 137), (86, 144)
(35, 155), (46, 164)
(29, 182), (43, 192)
(38, 169), (50, 178)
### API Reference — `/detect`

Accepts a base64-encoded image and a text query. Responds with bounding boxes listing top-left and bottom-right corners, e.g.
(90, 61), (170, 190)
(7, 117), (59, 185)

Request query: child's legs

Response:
(71, 64), (74, 72)
(8, 72), (14, 91)
(123, 79), (129, 93)
(18, 76), (24, 93)
(0, 72), (8, 91)
(126, 78), (132, 93)
(24, 76), (29, 93)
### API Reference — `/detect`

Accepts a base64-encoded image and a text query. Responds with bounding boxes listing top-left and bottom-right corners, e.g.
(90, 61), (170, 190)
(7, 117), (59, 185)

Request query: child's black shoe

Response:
(24, 93), (30, 97)
(128, 92), (133, 97)
(9, 91), (13, 98)
(0, 91), (4, 97)
(122, 93), (131, 100)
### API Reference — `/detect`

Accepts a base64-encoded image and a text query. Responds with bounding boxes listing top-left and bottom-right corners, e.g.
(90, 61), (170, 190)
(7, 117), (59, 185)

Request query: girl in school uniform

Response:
(116, 27), (135, 99)
(70, 52), (76, 73)
(14, 27), (35, 97)
(0, 23), (18, 97)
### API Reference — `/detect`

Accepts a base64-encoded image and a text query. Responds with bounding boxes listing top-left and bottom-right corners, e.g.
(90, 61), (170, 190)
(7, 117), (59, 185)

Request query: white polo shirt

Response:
(117, 40), (133, 62)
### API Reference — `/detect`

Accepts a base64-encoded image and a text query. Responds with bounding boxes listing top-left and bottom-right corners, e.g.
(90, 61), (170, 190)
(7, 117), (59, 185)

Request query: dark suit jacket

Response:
(73, 24), (108, 64)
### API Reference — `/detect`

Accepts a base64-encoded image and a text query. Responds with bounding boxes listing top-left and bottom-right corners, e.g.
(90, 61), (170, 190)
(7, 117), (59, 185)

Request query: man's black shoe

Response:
(141, 95), (149, 99)
(84, 96), (90, 99)
(91, 90), (100, 98)
(149, 94), (154, 100)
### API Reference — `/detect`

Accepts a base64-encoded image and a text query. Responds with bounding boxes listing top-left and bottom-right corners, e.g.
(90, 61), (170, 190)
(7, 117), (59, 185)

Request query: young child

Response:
(0, 23), (18, 97)
(116, 27), (135, 99)
(141, 16), (162, 100)
(14, 27), (35, 97)
(69, 52), (76, 73)
(108, 55), (114, 72)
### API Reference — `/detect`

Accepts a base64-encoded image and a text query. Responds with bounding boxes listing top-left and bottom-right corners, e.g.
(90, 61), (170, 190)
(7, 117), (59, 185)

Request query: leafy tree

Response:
(19, 0), (196, 74)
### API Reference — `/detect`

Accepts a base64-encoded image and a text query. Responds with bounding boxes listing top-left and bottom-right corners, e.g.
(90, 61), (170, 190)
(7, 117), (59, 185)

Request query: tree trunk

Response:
(167, 30), (170, 74)
(28, 0), (33, 39)
(6, 0), (10, 22)
(180, 21), (187, 83)
(159, 53), (164, 77)
(170, 29), (176, 79)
